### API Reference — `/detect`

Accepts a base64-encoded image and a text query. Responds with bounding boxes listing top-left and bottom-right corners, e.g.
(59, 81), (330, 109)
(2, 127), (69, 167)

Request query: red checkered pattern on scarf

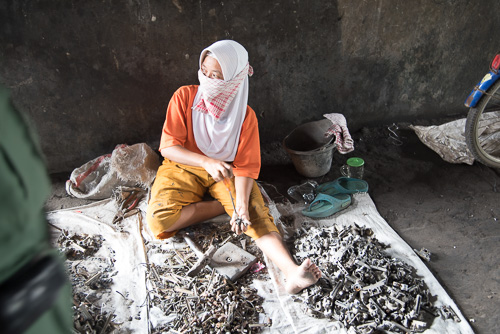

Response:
(193, 63), (253, 119)
(325, 124), (354, 154)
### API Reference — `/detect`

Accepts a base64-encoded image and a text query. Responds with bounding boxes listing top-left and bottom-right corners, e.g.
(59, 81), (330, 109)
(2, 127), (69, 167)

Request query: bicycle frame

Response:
(464, 72), (500, 107)
(464, 53), (500, 108)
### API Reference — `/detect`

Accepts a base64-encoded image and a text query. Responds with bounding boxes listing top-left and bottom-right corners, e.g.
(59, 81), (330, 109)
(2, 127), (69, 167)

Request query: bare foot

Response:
(285, 258), (322, 294)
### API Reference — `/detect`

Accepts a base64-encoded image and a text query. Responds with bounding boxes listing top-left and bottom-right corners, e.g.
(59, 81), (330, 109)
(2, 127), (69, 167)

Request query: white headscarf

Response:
(192, 40), (252, 161)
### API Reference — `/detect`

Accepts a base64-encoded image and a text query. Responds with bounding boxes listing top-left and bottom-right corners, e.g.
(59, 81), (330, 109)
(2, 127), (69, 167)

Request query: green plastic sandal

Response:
(316, 177), (368, 197)
(301, 193), (352, 218)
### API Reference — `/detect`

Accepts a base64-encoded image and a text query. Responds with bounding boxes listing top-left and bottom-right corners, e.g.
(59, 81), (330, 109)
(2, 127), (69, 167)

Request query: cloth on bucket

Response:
(323, 113), (354, 154)
(66, 143), (160, 200)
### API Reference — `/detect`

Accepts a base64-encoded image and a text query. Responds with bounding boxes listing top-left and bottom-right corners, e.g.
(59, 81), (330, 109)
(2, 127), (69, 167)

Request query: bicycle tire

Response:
(465, 79), (500, 168)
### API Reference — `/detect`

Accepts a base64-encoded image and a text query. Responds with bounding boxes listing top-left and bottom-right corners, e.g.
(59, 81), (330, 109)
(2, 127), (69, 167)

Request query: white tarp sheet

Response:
(47, 191), (475, 333)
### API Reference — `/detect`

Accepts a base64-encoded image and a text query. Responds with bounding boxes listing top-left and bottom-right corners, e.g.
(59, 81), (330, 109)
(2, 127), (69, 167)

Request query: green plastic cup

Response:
(340, 157), (365, 179)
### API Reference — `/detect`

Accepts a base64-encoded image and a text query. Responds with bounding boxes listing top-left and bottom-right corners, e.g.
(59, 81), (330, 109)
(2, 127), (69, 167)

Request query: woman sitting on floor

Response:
(146, 40), (321, 294)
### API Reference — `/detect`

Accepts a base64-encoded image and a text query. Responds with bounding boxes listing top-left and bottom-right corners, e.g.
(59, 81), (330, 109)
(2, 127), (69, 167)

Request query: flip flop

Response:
(316, 177), (368, 196)
(301, 193), (352, 218)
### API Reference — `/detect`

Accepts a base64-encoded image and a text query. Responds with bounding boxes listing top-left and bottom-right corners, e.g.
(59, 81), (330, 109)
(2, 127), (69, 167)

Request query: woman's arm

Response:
(161, 145), (233, 182)
(231, 175), (254, 234)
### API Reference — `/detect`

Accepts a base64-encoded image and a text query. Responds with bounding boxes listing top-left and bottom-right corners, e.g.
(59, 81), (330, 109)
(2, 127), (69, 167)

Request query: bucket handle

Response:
(282, 132), (335, 153)
(308, 136), (335, 152)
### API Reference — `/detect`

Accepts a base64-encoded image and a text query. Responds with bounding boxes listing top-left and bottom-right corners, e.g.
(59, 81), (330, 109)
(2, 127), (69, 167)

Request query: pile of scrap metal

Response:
(57, 232), (117, 333)
(55, 222), (270, 333)
(146, 229), (270, 333)
(291, 224), (444, 334)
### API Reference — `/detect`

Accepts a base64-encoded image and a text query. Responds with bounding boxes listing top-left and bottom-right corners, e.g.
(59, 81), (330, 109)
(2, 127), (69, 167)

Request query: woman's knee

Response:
(146, 200), (182, 238)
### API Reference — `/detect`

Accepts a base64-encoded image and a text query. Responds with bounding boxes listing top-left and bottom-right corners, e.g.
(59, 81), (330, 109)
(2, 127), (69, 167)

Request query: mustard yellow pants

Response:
(147, 159), (279, 240)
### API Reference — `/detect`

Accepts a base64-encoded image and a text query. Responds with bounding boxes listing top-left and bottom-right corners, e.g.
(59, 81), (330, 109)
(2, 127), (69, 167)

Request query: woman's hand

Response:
(161, 146), (233, 182)
(201, 158), (233, 182)
(230, 206), (251, 235)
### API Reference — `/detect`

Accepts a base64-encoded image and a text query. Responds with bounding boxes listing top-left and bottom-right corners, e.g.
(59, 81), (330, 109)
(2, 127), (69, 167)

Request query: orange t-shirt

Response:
(159, 85), (261, 179)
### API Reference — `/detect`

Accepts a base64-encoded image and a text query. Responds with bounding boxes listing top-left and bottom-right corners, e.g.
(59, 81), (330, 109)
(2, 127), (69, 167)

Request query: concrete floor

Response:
(47, 124), (499, 333)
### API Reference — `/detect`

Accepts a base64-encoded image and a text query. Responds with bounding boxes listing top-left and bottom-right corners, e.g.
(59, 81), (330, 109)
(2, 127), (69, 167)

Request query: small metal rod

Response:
(220, 235), (232, 246)
(98, 313), (113, 334)
(115, 290), (127, 300)
(85, 272), (102, 286)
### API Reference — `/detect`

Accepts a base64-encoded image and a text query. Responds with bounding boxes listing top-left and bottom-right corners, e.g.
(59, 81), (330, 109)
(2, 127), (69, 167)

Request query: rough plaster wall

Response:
(335, 0), (495, 125)
(0, 0), (499, 173)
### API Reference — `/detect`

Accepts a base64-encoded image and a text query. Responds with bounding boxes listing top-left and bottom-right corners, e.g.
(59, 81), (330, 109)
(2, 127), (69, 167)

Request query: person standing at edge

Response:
(146, 40), (321, 294)
(0, 84), (73, 333)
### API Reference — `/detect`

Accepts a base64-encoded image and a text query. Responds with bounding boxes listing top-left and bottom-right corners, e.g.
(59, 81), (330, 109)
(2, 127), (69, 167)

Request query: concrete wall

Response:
(1, 0), (499, 173)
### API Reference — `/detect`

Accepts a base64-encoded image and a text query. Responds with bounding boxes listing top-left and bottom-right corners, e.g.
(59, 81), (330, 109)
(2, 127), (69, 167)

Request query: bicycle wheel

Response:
(465, 79), (500, 168)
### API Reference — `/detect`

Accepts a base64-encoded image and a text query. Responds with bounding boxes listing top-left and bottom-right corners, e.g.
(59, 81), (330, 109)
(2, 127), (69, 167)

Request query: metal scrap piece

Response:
(440, 305), (461, 322)
(414, 247), (431, 262)
(291, 224), (439, 333)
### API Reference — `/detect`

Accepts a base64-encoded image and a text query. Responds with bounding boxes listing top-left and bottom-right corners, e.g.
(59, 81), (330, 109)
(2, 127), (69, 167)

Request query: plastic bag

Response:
(65, 143), (160, 199)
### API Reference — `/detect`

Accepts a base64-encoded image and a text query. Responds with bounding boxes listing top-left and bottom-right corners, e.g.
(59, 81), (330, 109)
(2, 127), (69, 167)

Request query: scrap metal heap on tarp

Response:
(291, 224), (446, 333)
(49, 191), (271, 334)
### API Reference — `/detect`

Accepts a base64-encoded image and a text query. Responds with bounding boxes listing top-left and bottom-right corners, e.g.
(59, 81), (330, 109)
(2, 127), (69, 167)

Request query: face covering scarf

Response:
(192, 40), (253, 162)
(193, 63), (253, 120)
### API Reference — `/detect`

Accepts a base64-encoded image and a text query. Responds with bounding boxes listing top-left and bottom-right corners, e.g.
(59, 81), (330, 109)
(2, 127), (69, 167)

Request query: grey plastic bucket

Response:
(283, 119), (336, 178)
